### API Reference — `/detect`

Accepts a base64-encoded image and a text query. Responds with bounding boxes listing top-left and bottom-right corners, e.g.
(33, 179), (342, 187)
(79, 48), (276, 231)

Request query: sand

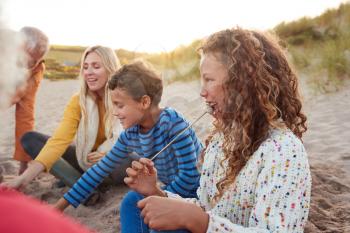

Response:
(0, 78), (349, 233)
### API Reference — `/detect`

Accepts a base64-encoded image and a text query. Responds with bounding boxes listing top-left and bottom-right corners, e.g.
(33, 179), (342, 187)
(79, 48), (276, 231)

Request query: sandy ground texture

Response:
(0, 78), (349, 233)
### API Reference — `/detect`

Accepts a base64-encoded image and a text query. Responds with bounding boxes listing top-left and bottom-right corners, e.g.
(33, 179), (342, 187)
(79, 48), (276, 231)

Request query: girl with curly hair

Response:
(123, 27), (311, 233)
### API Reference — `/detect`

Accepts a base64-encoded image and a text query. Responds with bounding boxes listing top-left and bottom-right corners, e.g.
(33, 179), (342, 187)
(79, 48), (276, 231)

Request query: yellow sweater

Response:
(35, 94), (106, 171)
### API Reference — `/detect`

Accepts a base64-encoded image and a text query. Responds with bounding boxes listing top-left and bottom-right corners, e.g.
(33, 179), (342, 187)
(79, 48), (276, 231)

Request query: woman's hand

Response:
(124, 158), (164, 197)
(0, 161), (45, 190)
(53, 197), (70, 212)
(137, 196), (209, 233)
(0, 175), (25, 190)
(87, 152), (105, 165)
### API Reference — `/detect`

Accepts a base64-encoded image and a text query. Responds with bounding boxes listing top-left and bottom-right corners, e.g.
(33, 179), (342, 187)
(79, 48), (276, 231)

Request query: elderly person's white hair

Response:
(0, 26), (49, 108)
(0, 27), (26, 107)
(20, 26), (49, 59)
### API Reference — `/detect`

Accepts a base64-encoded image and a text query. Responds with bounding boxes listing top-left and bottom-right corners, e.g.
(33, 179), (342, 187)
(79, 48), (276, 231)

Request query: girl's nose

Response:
(200, 86), (207, 98)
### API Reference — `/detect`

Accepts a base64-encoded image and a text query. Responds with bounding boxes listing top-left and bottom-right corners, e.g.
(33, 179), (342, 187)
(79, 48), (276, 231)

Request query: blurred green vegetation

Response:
(45, 46), (83, 80)
(274, 2), (350, 92)
(45, 3), (350, 92)
(45, 40), (201, 84)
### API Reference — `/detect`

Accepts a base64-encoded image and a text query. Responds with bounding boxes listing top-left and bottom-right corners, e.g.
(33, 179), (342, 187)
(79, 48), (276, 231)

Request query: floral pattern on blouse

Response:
(167, 128), (311, 233)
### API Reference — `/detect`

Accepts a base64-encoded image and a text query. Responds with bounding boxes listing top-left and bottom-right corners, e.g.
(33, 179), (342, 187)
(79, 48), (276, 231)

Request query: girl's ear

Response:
(140, 95), (151, 109)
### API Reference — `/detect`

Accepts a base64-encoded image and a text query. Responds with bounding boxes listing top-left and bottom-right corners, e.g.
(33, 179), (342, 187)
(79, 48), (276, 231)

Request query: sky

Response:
(1, 0), (348, 52)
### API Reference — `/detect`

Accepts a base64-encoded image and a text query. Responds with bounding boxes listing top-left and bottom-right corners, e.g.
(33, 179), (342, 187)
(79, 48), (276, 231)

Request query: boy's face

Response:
(111, 88), (145, 129)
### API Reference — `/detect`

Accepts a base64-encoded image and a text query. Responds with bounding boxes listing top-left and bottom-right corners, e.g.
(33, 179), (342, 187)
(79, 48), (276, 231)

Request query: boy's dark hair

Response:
(108, 61), (163, 106)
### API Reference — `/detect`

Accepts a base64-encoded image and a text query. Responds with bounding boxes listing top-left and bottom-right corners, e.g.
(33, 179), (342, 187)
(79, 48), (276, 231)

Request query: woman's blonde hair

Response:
(199, 28), (307, 202)
(78, 45), (121, 138)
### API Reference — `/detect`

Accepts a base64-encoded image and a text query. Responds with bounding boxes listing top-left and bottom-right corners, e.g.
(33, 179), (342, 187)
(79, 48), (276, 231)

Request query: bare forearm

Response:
(1, 161), (45, 190)
(21, 161), (45, 185)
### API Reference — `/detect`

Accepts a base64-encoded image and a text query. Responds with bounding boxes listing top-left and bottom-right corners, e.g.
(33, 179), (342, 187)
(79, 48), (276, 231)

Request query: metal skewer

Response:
(150, 110), (209, 161)
(129, 106), (213, 162)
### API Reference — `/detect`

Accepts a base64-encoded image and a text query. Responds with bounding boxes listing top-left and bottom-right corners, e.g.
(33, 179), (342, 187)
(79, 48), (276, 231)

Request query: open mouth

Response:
(87, 78), (98, 85)
(206, 102), (217, 115)
(206, 102), (221, 116)
(118, 118), (125, 125)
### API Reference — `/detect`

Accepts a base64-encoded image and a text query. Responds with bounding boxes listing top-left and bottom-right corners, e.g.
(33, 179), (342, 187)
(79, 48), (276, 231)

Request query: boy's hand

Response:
(53, 197), (70, 212)
(124, 158), (164, 197)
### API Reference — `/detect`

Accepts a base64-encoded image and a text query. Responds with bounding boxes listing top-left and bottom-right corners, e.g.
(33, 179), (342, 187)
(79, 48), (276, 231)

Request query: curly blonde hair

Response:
(199, 28), (307, 202)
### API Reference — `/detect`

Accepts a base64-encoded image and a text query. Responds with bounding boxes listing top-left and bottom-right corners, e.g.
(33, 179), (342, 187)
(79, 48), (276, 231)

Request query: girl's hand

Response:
(137, 196), (209, 233)
(124, 158), (164, 197)
(87, 152), (105, 165)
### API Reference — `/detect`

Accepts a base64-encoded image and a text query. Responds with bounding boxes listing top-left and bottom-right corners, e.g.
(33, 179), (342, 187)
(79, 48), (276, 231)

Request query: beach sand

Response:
(0, 79), (349, 232)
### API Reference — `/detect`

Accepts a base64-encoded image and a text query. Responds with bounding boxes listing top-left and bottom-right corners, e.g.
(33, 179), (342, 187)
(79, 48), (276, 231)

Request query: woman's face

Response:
(200, 53), (228, 119)
(83, 52), (108, 96)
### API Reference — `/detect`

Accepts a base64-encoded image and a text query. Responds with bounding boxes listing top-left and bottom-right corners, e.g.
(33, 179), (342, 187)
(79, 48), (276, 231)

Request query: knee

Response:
(20, 131), (39, 159)
(120, 191), (144, 212)
(20, 131), (35, 147)
(21, 130), (37, 142)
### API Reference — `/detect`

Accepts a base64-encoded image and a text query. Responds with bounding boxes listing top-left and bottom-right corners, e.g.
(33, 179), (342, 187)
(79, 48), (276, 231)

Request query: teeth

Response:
(206, 104), (214, 114)
(205, 102), (218, 115)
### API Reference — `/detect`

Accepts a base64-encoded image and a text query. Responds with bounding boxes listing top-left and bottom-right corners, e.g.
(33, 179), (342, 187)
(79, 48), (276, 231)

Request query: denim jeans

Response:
(120, 191), (190, 233)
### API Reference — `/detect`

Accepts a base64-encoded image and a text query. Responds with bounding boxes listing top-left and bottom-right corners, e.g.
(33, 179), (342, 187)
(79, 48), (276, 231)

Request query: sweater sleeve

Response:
(35, 94), (81, 171)
(63, 132), (130, 208)
(206, 137), (311, 233)
(165, 190), (201, 207)
(162, 118), (201, 197)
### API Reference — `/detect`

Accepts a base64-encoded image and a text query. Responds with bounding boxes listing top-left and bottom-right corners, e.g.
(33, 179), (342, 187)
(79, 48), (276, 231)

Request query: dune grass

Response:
(45, 3), (350, 92)
(275, 2), (350, 93)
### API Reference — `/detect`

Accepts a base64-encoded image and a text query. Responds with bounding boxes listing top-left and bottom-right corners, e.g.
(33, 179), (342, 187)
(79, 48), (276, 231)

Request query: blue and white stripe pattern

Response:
(64, 107), (202, 207)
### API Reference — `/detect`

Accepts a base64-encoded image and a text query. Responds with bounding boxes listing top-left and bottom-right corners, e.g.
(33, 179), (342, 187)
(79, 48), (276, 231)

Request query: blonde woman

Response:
(2, 45), (124, 190)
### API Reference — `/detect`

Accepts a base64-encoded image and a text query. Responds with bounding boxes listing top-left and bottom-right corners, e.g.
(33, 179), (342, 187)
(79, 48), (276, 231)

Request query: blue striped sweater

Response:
(64, 107), (202, 207)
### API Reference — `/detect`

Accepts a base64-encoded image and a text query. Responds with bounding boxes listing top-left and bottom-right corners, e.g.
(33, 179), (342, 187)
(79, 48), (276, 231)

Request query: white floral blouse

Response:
(167, 128), (311, 233)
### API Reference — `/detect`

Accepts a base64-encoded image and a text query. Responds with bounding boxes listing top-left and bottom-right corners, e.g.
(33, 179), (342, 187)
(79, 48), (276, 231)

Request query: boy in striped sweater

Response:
(54, 61), (202, 231)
